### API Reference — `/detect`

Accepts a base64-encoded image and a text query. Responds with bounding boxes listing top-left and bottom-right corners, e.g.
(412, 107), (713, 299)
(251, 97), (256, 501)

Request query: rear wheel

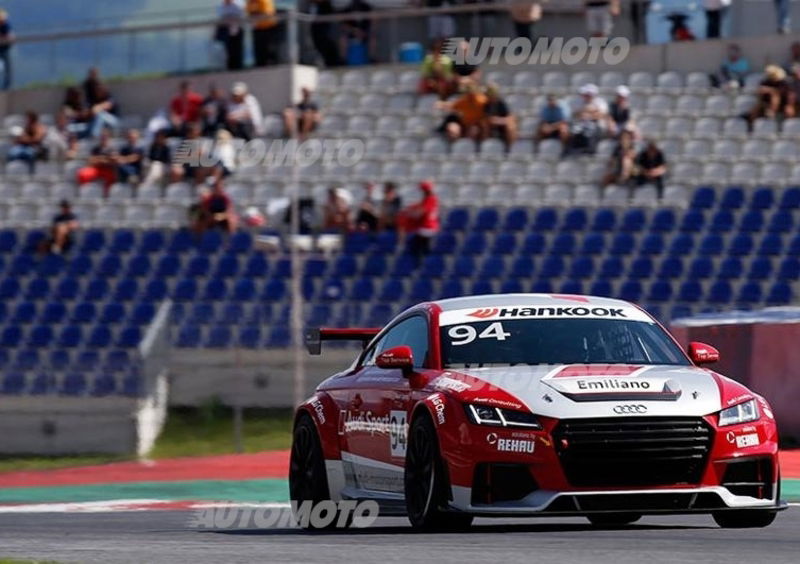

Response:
(586, 513), (642, 527)
(712, 510), (777, 529)
(405, 414), (473, 531)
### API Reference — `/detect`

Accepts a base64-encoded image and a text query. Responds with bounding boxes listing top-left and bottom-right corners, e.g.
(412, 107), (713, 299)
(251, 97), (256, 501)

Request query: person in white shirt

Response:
(703, 0), (731, 39)
(225, 81), (265, 140)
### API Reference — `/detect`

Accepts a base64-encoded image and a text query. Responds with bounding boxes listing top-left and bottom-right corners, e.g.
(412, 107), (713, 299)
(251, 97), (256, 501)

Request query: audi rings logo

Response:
(613, 404), (648, 414)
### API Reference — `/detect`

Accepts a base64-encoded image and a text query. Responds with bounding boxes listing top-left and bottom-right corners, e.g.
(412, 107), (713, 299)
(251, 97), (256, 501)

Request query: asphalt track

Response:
(0, 507), (798, 564)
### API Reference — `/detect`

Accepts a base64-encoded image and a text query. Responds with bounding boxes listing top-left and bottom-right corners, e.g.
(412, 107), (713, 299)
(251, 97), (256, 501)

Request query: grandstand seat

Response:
(591, 209), (616, 231)
(699, 234), (724, 255)
(640, 234), (665, 255)
(522, 233), (546, 254)
(619, 280), (643, 302)
(444, 208), (470, 231)
(0, 277), (20, 300)
(87, 325), (113, 348)
(379, 279), (404, 302)
(41, 302), (67, 324)
(533, 208), (558, 231)
(110, 230), (136, 253)
(647, 280), (673, 302)
(2, 371), (25, 395)
(569, 257), (594, 279)
(766, 282), (792, 304)
(432, 232), (457, 254)
(144, 279), (168, 301)
(540, 256), (565, 278)
(203, 278), (228, 301)
(779, 187), (800, 209)
(13, 349), (39, 371)
(708, 281), (733, 305)
(718, 257), (743, 279)
(462, 233), (488, 255)
(562, 209), (588, 232)
(629, 257), (654, 279)
(691, 186), (716, 209)
(510, 256), (535, 278)
(609, 233), (635, 255)
(728, 234), (754, 256)
(173, 279), (198, 301)
(747, 257), (773, 281)
(68, 254), (93, 276)
(737, 282), (762, 305)
(11, 301), (37, 324)
(61, 372), (87, 396)
(28, 325), (54, 348)
(503, 208), (529, 231)
(658, 257), (684, 279)
(739, 211), (764, 233)
(25, 277), (50, 300)
(244, 254), (269, 278)
(238, 327), (262, 349)
(206, 326), (233, 348)
(177, 325), (202, 348)
(599, 256), (624, 279)
(589, 279), (613, 297)
(580, 232), (605, 255)
(37, 254), (65, 277)
(389, 255), (415, 277)
(79, 230), (106, 253)
(214, 255), (240, 278)
(551, 233), (576, 255)
(620, 209), (646, 232)
(778, 257), (800, 280)
(678, 281), (703, 303)
(421, 255), (446, 278)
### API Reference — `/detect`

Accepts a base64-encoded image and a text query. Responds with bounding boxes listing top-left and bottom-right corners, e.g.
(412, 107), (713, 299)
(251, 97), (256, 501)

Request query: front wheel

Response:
(404, 414), (473, 531)
(712, 510), (777, 529)
(586, 513), (642, 527)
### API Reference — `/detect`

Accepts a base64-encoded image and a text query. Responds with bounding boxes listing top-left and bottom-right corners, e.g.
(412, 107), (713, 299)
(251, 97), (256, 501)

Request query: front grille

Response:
(471, 463), (538, 504)
(552, 417), (713, 487)
(722, 458), (773, 499)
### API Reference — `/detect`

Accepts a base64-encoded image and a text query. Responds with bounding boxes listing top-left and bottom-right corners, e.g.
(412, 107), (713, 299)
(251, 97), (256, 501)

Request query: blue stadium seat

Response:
(214, 255), (240, 278)
(110, 230), (136, 253)
(48, 349), (72, 368)
(444, 208), (470, 231)
(678, 281), (703, 303)
(274, 258), (293, 278)
(671, 305), (693, 320)
(559, 280), (583, 295)
(10, 254), (35, 276)
(647, 280), (673, 302)
(206, 326), (233, 348)
(421, 255), (446, 278)
(168, 229), (195, 253)
(173, 279), (198, 302)
(144, 279), (168, 301)
(718, 257), (743, 280)
(679, 210), (705, 233)
(1, 326), (23, 347)
(709, 210), (734, 233)
(658, 257), (684, 279)
(790, 235), (800, 256)
(503, 208), (529, 231)
(580, 232), (605, 255)
(708, 281), (732, 304)
(522, 232), (546, 254)
(590, 209), (617, 232)
(114, 279), (139, 301)
(728, 234), (753, 256)
(28, 325), (54, 348)
(0, 302), (6, 324)
(640, 234), (665, 255)
(474, 208), (500, 231)
(478, 256), (506, 279)
(87, 325), (113, 348)
(267, 326), (291, 347)
(779, 187), (800, 210)
(75, 350), (101, 372)
(767, 211), (793, 233)
(79, 230), (106, 253)
(189, 303), (215, 325)
(530, 279), (553, 293)
(37, 254), (65, 277)
(688, 257), (714, 280)
(85, 278), (110, 301)
(510, 256), (535, 278)
(561, 208), (588, 232)
(350, 278), (374, 301)
(620, 209), (646, 232)
(500, 279), (524, 294)
(23, 230), (47, 252)
(747, 257), (772, 281)
(629, 256), (654, 279)
(228, 231), (253, 254)
(71, 302), (96, 324)
(533, 208), (558, 231)
(68, 254), (93, 276)
(177, 325), (202, 348)
(216, 303), (243, 326)
(343, 232), (370, 254)
(2, 371), (25, 395)
(243, 254), (269, 278)
(202, 278), (228, 301)
(367, 304), (394, 326)
(432, 232), (457, 254)
(619, 280), (643, 302)
(238, 327), (262, 349)
(332, 254), (357, 277)
(91, 373), (117, 397)
(410, 279), (434, 301)
(140, 230), (166, 253)
(308, 305), (332, 327)
(122, 372), (142, 397)
(736, 282), (762, 304)
(750, 187), (774, 210)
(551, 233), (575, 255)
(0, 230), (17, 253)
(470, 280), (494, 295)
(57, 325), (83, 348)
(599, 256), (624, 279)
(320, 279), (345, 301)
(739, 211), (764, 233)
(13, 349), (39, 371)
(29, 372), (53, 395)
(462, 233), (488, 255)
(41, 302), (67, 324)
(758, 234), (783, 256)
(699, 234), (723, 255)
(766, 282), (792, 304)
(609, 233), (635, 255)
(441, 278), (464, 299)
(126, 255), (152, 278)
(691, 186), (716, 209)
(116, 326), (141, 348)
(11, 301), (37, 323)
(492, 233), (517, 255)
(720, 186), (745, 210)
(375, 231), (398, 254)
(539, 256), (564, 278)
(304, 258), (327, 278)
(778, 257), (800, 280)
(262, 279), (287, 301)
(650, 209), (676, 232)
(25, 277), (50, 300)
(55, 277), (81, 300)
(361, 254), (387, 277)
(185, 255), (211, 278)
(100, 303), (127, 324)
(61, 373), (87, 396)
(379, 278), (404, 302)
(0, 277), (20, 300)
(569, 257), (594, 279)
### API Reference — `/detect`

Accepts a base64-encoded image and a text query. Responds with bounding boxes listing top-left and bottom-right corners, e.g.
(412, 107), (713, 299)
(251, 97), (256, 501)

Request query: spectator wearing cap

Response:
(283, 86), (321, 141)
(44, 200), (79, 255)
(704, 0), (731, 39)
(379, 182), (402, 231)
(635, 140), (668, 198)
(247, 0), (280, 66)
(400, 181), (440, 258)
(419, 40), (455, 100)
(584, 0), (620, 38)
(536, 94), (571, 147)
(713, 44), (750, 90)
(169, 80), (204, 136)
(608, 85), (634, 136)
(226, 82), (265, 140)
(484, 84), (517, 149)
(7, 111), (48, 174)
(216, 0), (246, 70)
(76, 129), (118, 191)
(0, 9), (15, 90)
(323, 187), (353, 233)
(568, 83), (609, 154)
(437, 83), (488, 141)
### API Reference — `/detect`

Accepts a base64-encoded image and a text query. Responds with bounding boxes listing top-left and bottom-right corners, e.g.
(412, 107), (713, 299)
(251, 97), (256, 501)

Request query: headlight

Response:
(465, 404), (542, 429)
(718, 399), (760, 427)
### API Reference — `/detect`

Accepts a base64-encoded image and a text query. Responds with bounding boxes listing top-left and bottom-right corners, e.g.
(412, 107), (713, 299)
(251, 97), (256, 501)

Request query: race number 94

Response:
(448, 322), (511, 346)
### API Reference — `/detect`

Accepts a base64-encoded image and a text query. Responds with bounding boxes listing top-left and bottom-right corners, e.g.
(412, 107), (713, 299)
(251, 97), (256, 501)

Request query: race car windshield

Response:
(440, 319), (691, 368)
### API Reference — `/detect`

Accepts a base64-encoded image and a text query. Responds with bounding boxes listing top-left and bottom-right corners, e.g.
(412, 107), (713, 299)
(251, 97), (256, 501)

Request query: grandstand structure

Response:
(1, 31), (800, 451)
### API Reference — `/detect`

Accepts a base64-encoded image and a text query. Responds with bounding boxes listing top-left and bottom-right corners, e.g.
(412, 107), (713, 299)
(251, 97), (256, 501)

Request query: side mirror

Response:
(688, 342), (720, 365)
(376, 345), (414, 373)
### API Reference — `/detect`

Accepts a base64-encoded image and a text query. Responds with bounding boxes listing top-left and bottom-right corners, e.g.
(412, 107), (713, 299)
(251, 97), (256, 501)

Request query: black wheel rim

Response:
(289, 423), (318, 502)
(406, 423), (436, 519)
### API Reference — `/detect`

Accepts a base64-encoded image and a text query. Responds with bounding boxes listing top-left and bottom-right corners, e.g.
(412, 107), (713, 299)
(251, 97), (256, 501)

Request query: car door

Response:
(341, 315), (431, 494)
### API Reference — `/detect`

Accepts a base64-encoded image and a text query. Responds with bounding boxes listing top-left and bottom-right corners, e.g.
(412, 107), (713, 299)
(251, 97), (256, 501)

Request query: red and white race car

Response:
(289, 294), (786, 529)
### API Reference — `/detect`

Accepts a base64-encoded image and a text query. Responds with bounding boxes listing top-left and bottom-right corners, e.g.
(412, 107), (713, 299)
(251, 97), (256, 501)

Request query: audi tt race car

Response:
(290, 294), (786, 530)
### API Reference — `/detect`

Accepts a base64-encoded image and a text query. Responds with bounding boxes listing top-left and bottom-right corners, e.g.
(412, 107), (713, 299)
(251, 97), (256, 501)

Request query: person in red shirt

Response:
(400, 180), (440, 257)
(169, 80), (204, 136)
(196, 178), (238, 233)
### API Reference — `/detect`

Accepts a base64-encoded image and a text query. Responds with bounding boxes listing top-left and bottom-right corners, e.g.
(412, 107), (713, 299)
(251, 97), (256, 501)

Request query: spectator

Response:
(536, 94), (571, 147)
(226, 81), (265, 140)
(379, 181), (402, 231)
(62, 87), (92, 139)
(746, 64), (794, 123)
(212, 128), (238, 180)
(355, 182), (379, 232)
(201, 84), (228, 136)
(309, 0), (342, 67)
(87, 84), (120, 139)
(197, 178), (238, 233)
(584, 0), (620, 38)
(635, 140), (668, 198)
(775, 0), (790, 34)
(509, 0), (542, 40)
(181, 122), (213, 184)
(340, 0), (374, 65)
(117, 129), (145, 184)
(283, 86), (321, 140)
(704, 0), (731, 39)
(142, 129), (182, 188)
(217, 0), (245, 70)
(169, 80), (204, 136)
(425, 0), (456, 40)
(47, 111), (80, 163)
(786, 41), (800, 72)
(0, 9), (14, 90)
(323, 186), (353, 232)
(76, 129), (118, 190)
(400, 181), (440, 257)
(608, 85), (633, 136)
(43, 200), (79, 255)
(451, 40), (481, 90)
(789, 63), (800, 116)
(484, 84), (517, 149)
(247, 0), (280, 66)
(568, 83), (609, 154)
(83, 67), (104, 107)
(437, 83), (488, 141)
(7, 111), (48, 174)
(419, 40), (454, 99)
(602, 129), (636, 187)
(712, 43), (750, 89)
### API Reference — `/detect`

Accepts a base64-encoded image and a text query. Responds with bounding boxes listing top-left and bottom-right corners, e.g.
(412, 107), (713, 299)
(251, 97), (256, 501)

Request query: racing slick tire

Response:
(712, 510), (777, 529)
(404, 414), (473, 531)
(586, 513), (642, 527)
(289, 413), (348, 529)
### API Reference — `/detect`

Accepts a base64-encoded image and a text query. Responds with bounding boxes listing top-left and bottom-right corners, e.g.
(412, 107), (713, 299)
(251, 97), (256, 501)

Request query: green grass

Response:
(0, 559), (63, 564)
(0, 407), (293, 473)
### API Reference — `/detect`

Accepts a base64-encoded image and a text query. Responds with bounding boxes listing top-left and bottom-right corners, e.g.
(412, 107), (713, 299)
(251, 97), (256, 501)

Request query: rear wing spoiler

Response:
(305, 327), (381, 355)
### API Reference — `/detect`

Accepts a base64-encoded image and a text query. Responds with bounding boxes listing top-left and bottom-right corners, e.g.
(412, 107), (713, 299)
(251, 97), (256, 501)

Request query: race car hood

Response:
(433, 364), (730, 419)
